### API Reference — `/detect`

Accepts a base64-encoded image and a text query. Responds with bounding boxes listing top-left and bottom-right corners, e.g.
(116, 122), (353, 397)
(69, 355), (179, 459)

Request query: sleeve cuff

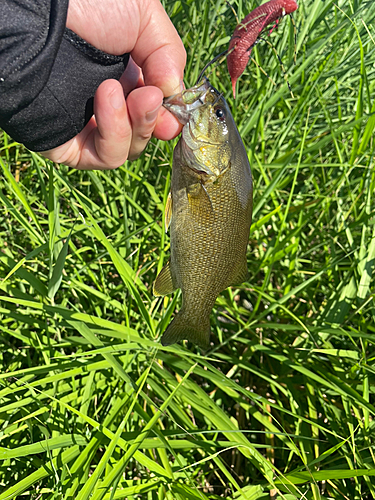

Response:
(4, 29), (129, 152)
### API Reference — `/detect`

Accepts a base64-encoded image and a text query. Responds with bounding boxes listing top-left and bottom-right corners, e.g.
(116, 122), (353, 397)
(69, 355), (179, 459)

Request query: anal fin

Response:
(153, 260), (176, 296)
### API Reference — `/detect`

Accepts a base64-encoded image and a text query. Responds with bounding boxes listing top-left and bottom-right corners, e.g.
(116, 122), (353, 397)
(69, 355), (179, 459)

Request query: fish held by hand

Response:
(154, 79), (253, 349)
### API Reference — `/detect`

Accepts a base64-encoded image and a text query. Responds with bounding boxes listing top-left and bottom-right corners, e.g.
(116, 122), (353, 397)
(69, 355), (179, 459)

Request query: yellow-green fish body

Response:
(154, 79), (252, 348)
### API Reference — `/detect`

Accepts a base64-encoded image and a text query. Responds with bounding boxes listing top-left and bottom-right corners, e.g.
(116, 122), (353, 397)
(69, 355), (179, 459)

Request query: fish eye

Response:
(215, 107), (225, 120)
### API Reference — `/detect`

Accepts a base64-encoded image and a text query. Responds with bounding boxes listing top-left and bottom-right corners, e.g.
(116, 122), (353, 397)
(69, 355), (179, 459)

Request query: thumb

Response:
(131, 0), (186, 96)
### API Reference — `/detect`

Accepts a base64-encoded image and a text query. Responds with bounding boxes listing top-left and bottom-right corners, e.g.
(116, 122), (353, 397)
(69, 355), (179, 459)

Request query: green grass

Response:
(0, 0), (375, 498)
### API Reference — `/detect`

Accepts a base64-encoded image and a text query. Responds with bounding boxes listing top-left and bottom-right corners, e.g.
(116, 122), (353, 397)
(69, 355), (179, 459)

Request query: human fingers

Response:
(118, 58), (181, 149)
(126, 86), (164, 160)
(119, 56), (144, 96)
(90, 79), (133, 168)
(67, 0), (186, 95)
(132, 0), (186, 97)
(152, 106), (182, 142)
(42, 79), (132, 169)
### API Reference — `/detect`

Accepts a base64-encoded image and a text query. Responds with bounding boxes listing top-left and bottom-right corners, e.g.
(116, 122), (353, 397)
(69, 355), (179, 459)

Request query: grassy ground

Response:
(1, 0), (375, 498)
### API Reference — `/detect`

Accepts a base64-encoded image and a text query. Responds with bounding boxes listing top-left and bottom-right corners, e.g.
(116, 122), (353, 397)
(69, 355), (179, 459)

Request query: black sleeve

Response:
(0, 0), (129, 152)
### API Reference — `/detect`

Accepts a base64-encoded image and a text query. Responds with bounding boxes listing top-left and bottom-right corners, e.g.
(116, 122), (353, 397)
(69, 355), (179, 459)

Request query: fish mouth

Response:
(162, 80), (211, 124)
(163, 80), (225, 147)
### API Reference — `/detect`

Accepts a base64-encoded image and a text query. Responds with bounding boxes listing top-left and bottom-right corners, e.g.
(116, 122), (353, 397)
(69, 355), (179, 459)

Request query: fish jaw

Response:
(163, 80), (210, 125)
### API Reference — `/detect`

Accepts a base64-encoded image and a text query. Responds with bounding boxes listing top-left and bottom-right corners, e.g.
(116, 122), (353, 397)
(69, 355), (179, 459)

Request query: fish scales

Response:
(171, 145), (251, 324)
(154, 79), (252, 349)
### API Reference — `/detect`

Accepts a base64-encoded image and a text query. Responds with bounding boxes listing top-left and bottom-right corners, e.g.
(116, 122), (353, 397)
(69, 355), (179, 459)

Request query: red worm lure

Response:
(227, 0), (298, 97)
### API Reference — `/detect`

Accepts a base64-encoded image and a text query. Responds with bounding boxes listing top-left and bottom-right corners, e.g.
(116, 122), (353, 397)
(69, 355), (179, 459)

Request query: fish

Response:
(153, 79), (253, 349)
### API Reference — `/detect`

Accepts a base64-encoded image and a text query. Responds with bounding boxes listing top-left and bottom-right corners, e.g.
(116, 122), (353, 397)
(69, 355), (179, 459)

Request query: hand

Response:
(43, 0), (186, 169)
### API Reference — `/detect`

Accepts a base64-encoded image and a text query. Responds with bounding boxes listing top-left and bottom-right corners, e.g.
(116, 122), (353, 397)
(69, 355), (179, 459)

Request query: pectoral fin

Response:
(153, 260), (176, 296)
(164, 192), (172, 233)
(187, 182), (215, 223)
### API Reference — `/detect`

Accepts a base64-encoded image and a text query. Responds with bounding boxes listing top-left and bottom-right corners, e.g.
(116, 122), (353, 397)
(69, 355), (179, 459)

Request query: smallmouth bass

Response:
(154, 79), (253, 349)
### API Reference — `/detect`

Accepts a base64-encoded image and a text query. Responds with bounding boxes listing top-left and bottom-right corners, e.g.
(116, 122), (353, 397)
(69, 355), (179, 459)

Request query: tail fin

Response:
(161, 311), (211, 350)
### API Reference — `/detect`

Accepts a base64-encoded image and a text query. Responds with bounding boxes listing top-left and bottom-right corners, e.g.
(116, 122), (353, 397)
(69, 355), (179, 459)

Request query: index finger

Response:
(131, 0), (186, 97)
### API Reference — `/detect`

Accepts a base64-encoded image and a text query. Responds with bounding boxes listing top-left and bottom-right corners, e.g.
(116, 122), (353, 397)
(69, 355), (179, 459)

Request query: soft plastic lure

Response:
(227, 0), (298, 97)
